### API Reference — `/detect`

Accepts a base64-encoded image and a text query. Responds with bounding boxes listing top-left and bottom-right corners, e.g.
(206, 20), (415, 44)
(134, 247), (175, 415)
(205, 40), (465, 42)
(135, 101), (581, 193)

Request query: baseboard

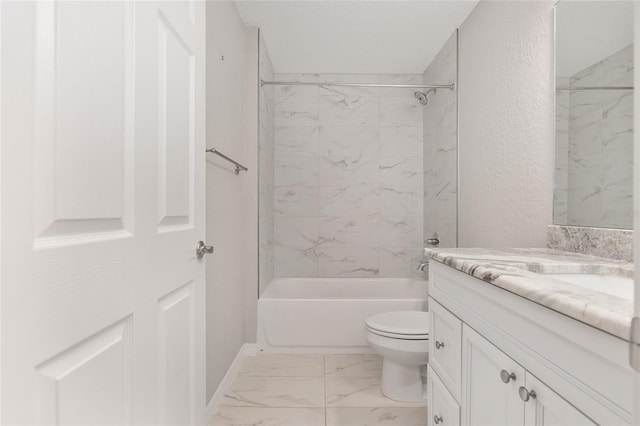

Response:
(206, 343), (257, 420)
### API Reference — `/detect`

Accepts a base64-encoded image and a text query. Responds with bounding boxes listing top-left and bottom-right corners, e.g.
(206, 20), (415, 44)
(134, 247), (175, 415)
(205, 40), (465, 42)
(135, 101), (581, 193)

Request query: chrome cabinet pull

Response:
(433, 415), (443, 424)
(518, 386), (536, 402)
(500, 370), (516, 383)
(196, 241), (214, 259)
(435, 341), (445, 350)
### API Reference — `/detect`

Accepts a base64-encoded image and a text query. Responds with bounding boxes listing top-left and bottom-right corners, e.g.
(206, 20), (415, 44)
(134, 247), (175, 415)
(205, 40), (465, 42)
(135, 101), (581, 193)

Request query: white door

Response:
(462, 326), (526, 426)
(0, 1), (206, 424)
(522, 373), (595, 426)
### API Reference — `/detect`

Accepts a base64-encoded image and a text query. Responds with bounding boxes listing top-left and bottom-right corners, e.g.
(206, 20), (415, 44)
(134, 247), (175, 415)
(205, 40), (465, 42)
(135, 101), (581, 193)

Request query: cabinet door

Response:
(428, 365), (461, 426)
(523, 373), (596, 426)
(462, 325), (526, 426)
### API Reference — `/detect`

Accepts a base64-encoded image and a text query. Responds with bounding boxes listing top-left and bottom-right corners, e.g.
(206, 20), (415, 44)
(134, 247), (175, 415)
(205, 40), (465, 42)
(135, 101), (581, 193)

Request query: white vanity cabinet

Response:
(462, 324), (596, 426)
(427, 261), (633, 426)
(429, 300), (462, 400)
(427, 365), (460, 426)
(523, 372), (596, 426)
(462, 325), (526, 426)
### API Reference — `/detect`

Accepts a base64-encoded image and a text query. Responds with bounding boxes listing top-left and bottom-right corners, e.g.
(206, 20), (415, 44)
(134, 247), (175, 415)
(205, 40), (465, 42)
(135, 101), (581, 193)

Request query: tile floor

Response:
(210, 354), (428, 426)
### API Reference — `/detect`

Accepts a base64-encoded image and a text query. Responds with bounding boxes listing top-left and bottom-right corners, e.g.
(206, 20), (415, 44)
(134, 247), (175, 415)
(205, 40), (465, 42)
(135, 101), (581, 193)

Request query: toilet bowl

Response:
(364, 311), (429, 403)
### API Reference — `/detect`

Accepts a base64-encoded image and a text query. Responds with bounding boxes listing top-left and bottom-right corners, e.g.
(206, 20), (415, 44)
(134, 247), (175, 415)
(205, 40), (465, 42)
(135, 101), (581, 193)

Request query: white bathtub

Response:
(257, 277), (428, 354)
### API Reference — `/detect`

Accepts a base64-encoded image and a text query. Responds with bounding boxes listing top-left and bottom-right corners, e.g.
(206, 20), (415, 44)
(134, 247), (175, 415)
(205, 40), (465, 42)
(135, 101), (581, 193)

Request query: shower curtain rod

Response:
(556, 85), (634, 91)
(260, 79), (455, 90)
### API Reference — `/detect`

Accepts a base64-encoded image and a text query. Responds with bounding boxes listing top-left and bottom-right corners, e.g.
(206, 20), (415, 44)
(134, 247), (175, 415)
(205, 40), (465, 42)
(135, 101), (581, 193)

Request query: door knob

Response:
(196, 241), (214, 259)
(500, 370), (516, 383)
(433, 415), (443, 424)
(435, 341), (445, 349)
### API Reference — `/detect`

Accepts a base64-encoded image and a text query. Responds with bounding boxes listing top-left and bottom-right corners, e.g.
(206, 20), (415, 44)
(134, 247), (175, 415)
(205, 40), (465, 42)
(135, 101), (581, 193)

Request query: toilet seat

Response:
(365, 311), (429, 340)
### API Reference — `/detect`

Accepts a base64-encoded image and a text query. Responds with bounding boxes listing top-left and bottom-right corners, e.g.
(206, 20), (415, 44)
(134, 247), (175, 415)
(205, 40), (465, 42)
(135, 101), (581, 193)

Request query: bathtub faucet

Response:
(417, 261), (429, 271)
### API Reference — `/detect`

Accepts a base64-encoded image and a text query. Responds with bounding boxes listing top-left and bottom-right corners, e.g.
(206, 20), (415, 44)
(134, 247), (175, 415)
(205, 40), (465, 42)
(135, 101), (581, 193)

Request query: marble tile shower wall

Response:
(423, 31), (458, 248)
(258, 34), (275, 294)
(554, 77), (570, 225)
(272, 74), (424, 278)
(556, 45), (633, 228)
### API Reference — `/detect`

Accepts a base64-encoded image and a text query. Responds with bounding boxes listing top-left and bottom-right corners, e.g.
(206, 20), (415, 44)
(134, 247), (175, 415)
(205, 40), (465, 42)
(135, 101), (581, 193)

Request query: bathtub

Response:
(257, 277), (428, 354)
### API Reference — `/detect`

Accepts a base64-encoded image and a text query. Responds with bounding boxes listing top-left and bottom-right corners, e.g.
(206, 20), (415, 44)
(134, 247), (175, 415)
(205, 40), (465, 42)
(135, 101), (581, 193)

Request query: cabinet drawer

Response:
(428, 365), (460, 426)
(429, 298), (462, 401)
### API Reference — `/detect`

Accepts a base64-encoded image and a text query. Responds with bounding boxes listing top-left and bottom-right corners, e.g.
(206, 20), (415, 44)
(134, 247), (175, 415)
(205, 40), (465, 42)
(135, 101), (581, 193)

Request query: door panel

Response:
(157, 10), (195, 230)
(158, 282), (196, 425)
(36, 318), (133, 425)
(33, 1), (135, 245)
(1, 1), (206, 424)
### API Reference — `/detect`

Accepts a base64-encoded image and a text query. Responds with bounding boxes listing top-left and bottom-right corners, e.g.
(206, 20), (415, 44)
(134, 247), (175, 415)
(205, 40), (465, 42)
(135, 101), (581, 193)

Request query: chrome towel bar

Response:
(556, 85), (633, 90)
(260, 79), (456, 90)
(205, 148), (248, 175)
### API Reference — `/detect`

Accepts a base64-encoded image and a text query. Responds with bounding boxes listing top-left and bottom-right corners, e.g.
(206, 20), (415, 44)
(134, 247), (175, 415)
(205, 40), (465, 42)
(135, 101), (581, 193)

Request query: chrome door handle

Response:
(196, 241), (214, 259)
(500, 370), (516, 383)
(518, 386), (536, 402)
(433, 415), (443, 424)
(435, 341), (445, 349)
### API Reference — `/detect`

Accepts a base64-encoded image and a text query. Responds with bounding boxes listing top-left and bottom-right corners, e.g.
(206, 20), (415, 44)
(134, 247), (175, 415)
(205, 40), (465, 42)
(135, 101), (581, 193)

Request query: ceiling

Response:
(556, 1), (634, 78)
(234, 0), (478, 74)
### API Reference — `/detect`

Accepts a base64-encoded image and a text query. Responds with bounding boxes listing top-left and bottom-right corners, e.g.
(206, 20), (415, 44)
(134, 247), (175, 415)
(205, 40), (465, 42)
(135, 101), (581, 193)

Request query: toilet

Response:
(364, 311), (429, 403)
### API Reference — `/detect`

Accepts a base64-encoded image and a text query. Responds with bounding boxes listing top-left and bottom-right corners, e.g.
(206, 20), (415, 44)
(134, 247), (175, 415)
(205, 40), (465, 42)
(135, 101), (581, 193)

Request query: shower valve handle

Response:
(425, 232), (440, 246)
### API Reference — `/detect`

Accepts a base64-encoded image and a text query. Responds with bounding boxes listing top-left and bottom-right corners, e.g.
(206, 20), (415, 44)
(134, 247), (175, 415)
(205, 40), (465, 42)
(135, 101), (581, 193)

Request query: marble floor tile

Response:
(239, 354), (324, 377)
(325, 355), (383, 377)
(326, 407), (428, 426)
(326, 376), (426, 408)
(221, 376), (325, 408)
(211, 406), (325, 426)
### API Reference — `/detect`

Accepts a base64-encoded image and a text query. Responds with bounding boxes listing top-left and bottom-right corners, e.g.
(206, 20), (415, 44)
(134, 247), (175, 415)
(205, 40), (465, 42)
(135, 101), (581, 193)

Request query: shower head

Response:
(414, 88), (437, 106)
(414, 91), (428, 105)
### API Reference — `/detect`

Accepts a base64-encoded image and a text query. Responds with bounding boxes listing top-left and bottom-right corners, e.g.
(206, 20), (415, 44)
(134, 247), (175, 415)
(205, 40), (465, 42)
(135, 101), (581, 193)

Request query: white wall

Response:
(205, 1), (257, 401)
(458, 1), (555, 248)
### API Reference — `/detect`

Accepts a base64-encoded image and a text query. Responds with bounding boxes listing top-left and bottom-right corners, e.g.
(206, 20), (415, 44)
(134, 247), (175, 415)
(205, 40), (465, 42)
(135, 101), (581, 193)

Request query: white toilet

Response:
(364, 311), (429, 403)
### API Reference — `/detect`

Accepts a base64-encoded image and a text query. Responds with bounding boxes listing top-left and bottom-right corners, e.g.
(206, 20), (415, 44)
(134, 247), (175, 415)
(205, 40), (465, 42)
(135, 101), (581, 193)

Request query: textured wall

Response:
(423, 31), (458, 248)
(271, 74), (424, 277)
(458, 1), (555, 248)
(557, 45), (633, 229)
(258, 34), (275, 294)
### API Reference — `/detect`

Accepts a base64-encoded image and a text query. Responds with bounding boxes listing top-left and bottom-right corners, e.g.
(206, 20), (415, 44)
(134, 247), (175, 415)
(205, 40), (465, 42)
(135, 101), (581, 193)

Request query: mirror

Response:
(554, 1), (634, 229)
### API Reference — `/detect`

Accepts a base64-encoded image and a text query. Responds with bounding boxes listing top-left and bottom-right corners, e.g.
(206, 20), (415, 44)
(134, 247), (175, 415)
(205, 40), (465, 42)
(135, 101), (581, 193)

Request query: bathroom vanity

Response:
(424, 248), (634, 426)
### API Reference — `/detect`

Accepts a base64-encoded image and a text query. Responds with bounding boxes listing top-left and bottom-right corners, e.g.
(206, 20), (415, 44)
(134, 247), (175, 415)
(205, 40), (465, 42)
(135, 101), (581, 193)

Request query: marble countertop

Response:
(423, 247), (634, 341)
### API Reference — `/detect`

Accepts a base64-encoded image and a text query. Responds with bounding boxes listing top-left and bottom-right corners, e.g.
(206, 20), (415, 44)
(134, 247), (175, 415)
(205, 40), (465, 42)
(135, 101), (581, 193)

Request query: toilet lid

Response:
(365, 311), (429, 336)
